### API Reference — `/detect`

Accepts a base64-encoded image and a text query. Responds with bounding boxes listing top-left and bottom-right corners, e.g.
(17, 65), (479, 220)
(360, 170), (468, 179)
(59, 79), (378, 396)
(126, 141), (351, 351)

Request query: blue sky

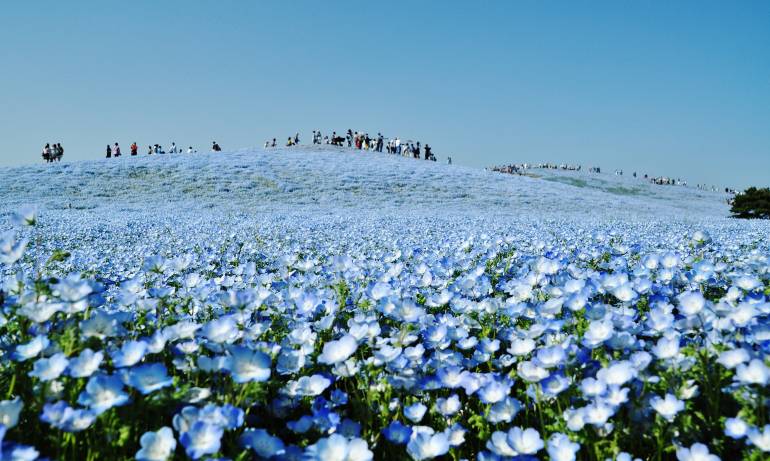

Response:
(1, 1), (768, 188)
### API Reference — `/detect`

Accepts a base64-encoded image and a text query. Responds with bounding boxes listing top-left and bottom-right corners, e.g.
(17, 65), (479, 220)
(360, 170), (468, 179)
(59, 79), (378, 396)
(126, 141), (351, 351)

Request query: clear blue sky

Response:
(1, 1), (768, 189)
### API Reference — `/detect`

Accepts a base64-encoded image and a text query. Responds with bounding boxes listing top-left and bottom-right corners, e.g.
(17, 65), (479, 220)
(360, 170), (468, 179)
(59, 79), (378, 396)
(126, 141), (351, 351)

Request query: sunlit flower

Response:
(136, 427), (176, 461)
(650, 393), (684, 422)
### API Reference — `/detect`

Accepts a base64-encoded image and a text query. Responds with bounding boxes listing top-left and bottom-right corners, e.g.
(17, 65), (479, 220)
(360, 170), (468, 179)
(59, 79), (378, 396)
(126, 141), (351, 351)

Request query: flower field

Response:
(0, 152), (768, 460)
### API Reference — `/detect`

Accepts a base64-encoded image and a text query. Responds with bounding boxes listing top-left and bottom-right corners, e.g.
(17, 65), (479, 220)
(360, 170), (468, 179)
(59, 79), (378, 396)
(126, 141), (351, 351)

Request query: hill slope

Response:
(0, 145), (731, 218)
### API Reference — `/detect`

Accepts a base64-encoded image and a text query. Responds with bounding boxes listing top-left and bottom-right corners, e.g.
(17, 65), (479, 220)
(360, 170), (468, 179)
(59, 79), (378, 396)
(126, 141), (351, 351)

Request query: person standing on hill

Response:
(106, 144), (112, 158)
(147, 145), (153, 155)
(42, 144), (51, 162)
(114, 143), (121, 157)
(212, 141), (222, 152)
(55, 143), (63, 161)
(130, 142), (138, 156)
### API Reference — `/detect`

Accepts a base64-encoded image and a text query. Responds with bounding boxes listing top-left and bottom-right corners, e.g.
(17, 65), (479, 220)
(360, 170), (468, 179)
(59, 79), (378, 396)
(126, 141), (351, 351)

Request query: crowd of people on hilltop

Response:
(268, 129), (440, 161)
(491, 162), (584, 175)
(47, 129), (447, 164)
(41, 143), (64, 162)
(103, 141), (221, 158)
(490, 161), (736, 194)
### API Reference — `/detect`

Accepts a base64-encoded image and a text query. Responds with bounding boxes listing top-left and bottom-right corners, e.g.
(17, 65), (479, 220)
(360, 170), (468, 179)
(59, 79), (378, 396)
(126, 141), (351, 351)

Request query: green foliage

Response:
(731, 187), (770, 219)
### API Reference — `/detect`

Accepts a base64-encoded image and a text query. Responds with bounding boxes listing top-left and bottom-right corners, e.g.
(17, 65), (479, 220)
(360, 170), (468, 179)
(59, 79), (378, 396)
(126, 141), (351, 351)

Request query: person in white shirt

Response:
(169, 142), (177, 154)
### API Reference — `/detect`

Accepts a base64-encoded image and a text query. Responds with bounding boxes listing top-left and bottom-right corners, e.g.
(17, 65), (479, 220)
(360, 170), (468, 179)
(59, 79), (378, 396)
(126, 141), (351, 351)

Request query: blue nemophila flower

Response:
(201, 316), (240, 344)
(173, 404), (244, 433)
(507, 427), (544, 455)
(516, 361), (549, 383)
(650, 393), (685, 422)
(677, 291), (706, 317)
(582, 402), (614, 427)
(724, 417), (749, 439)
(276, 348), (307, 375)
(508, 338), (536, 356)
(406, 427), (450, 461)
(675, 442), (720, 461)
(547, 433), (580, 461)
(225, 345), (272, 383)
(735, 359), (770, 386)
(541, 373), (571, 398)
(337, 418), (362, 438)
(112, 340), (148, 368)
(616, 452), (643, 461)
(382, 421), (412, 444)
(652, 335), (681, 360)
(748, 425), (770, 452)
(77, 374), (130, 414)
(13, 335), (50, 361)
(434, 395), (461, 416)
(29, 353), (69, 381)
(17, 299), (62, 323)
(287, 415), (313, 434)
(68, 348), (104, 378)
(478, 379), (512, 404)
(54, 273), (93, 304)
(283, 374), (331, 397)
(304, 433), (373, 461)
(486, 430), (518, 457)
(240, 428), (286, 458)
(11, 205), (37, 227)
(487, 397), (522, 424)
(404, 403), (428, 423)
(0, 429), (40, 461)
(734, 275), (761, 292)
(0, 397), (23, 429)
(596, 361), (636, 387)
(318, 334), (358, 365)
(580, 377), (607, 398)
(0, 231), (27, 265)
(535, 345), (566, 369)
(582, 320), (614, 348)
(40, 401), (96, 432)
(179, 421), (223, 460)
(124, 363), (174, 395)
(135, 427), (176, 461)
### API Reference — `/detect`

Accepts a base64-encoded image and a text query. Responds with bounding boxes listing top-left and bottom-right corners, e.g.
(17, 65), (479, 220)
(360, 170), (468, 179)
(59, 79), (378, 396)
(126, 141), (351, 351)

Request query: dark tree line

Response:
(731, 187), (770, 219)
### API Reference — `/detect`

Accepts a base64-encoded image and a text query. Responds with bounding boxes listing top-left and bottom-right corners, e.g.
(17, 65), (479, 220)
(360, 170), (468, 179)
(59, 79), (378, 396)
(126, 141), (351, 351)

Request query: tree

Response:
(730, 187), (770, 219)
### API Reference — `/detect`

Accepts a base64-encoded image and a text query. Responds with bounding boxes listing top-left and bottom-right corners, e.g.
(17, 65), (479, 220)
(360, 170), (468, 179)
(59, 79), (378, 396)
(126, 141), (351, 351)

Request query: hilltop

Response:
(0, 145), (731, 219)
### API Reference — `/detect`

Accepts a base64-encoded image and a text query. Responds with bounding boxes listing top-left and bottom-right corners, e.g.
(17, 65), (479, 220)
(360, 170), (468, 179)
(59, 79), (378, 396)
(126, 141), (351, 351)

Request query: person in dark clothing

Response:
(130, 143), (138, 156)
(148, 145), (153, 155)
(55, 143), (63, 161)
(415, 142), (421, 158)
(42, 143), (51, 162)
(106, 145), (112, 158)
(424, 144), (432, 160)
(212, 141), (222, 152)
